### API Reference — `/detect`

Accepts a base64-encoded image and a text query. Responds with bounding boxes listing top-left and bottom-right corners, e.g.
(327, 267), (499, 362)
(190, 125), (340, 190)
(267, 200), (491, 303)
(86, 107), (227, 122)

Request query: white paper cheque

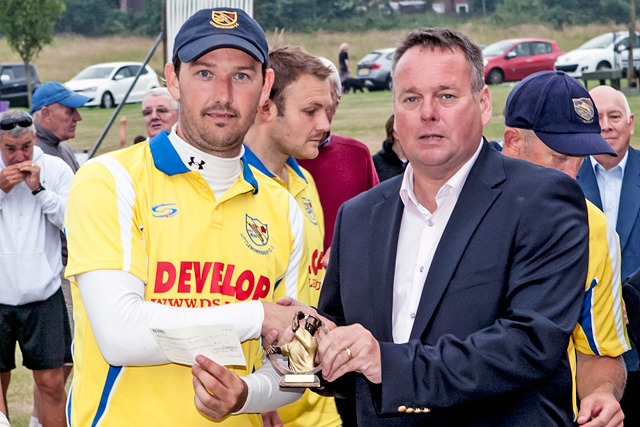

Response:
(150, 325), (246, 367)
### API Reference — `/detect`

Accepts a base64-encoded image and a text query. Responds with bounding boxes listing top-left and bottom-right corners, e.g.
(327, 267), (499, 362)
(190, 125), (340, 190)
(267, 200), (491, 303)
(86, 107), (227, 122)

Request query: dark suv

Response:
(0, 63), (41, 109)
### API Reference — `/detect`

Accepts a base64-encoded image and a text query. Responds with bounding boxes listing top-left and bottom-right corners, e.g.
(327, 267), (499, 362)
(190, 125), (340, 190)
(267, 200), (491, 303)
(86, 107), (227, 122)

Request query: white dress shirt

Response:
(392, 140), (483, 343)
(591, 151), (628, 228)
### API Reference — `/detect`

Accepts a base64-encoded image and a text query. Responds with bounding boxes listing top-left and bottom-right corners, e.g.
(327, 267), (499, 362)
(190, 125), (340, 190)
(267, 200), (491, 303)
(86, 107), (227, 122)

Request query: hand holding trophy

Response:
(266, 311), (326, 387)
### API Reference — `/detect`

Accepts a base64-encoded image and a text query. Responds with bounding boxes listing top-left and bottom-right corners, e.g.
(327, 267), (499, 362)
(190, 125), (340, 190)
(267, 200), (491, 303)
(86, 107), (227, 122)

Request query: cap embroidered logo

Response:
(572, 98), (595, 124)
(210, 10), (239, 29)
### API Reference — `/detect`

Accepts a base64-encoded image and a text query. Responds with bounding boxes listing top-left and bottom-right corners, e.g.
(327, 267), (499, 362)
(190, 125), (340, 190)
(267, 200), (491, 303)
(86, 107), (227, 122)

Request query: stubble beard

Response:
(180, 99), (260, 158)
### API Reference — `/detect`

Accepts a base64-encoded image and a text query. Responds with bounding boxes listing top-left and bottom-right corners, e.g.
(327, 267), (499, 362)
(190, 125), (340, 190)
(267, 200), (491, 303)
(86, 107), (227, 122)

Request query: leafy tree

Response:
(0, 0), (65, 109)
(55, 0), (114, 36)
(55, 0), (161, 37)
(257, 0), (360, 32)
(491, 0), (541, 25)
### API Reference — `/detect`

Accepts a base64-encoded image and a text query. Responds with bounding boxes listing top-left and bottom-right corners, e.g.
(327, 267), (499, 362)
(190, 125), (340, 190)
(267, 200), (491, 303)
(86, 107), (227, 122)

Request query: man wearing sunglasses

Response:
(0, 110), (74, 427)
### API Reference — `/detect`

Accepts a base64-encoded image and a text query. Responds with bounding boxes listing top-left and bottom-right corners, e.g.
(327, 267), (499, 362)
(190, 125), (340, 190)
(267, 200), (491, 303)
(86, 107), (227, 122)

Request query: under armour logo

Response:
(188, 157), (205, 170)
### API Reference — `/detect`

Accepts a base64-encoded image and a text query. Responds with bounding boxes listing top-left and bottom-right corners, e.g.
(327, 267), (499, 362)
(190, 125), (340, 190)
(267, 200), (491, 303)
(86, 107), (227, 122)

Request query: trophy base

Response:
(279, 374), (321, 388)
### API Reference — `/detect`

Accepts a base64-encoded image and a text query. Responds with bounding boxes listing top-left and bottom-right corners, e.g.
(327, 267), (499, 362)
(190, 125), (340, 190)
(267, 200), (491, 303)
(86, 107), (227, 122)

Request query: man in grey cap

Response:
(502, 70), (629, 427)
(64, 8), (316, 426)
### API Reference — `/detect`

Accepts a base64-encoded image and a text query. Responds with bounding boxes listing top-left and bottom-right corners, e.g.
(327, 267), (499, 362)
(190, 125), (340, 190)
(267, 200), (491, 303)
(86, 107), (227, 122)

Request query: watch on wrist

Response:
(32, 184), (46, 196)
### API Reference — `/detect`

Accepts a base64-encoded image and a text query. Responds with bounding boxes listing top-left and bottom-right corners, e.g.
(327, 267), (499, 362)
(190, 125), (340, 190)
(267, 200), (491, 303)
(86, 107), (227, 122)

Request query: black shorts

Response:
(0, 288), (72, 371)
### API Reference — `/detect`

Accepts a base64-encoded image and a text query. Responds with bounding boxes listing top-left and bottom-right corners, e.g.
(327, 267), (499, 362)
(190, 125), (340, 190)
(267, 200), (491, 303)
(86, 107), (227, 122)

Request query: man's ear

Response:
(258, 99), (277, 123)
(165, 62), (180, 101)
(502, 127), (523, 158)
(40, 106), (52, 123)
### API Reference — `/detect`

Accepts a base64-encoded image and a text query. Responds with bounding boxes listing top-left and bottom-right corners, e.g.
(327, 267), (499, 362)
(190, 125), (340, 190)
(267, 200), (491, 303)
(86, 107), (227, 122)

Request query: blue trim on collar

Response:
(240, 152), (260, 195)
(149, 131), (190, 176)
(243, 144), (275, 178)
(243, 144), (307, 183)
(286, 157), (307, 183)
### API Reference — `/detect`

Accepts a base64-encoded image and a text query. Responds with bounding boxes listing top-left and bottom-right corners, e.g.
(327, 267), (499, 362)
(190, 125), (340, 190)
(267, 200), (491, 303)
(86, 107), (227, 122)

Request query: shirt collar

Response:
(243, 145), (307, 183)
(319, 132), (332, 148)
(35, 123), (61, 147)
(149, 129), (259, 194)
(400, 139), (483, 212)
(590, 149), (629, 175)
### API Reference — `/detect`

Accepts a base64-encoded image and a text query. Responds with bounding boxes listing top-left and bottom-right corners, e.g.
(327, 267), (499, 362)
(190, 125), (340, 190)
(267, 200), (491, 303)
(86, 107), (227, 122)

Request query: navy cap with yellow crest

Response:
(504, 70), (616, 157)
(173, 8), (268, 65)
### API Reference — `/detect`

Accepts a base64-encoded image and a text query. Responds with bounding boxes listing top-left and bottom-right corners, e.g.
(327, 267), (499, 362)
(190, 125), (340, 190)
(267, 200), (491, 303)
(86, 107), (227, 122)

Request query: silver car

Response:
(65, 62), (160, 108)
(356, 48), (395, 91)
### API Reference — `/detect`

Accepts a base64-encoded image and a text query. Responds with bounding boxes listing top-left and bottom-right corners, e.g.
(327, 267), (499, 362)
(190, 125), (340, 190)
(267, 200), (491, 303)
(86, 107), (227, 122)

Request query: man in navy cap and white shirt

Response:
(64, 7), (317, 426)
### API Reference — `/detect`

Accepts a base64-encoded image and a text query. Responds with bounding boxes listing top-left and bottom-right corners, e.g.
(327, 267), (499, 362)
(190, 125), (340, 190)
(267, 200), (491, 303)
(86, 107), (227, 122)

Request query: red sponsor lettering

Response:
(221, 263), (235, 297)
(153, 261), (271, 301)
(236, 270), (254, 300)
(195, 262), (212, 293)
(178, 262), (192, 292)
(253, 275), (270, 300)
(309, 249), (324, 276)
(155, 262), (176, 293)
(309, 278), (322, 291)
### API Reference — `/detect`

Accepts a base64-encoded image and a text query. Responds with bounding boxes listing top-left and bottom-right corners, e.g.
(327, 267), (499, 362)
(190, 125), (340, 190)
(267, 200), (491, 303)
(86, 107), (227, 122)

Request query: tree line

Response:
(0, 0), (632, 38)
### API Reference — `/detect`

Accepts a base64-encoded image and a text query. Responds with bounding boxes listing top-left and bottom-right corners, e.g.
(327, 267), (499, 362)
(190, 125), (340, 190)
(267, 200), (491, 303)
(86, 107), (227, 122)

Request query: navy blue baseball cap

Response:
(504, 70), (616, 157)
(173, 8), (268, 64)
(31, 82), (91, 114)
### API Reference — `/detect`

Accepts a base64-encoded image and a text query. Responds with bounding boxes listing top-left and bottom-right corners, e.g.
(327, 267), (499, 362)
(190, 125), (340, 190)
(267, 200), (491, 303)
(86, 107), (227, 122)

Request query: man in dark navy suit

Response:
(315, 28), (590, 426)
(577, 85), (640, 427)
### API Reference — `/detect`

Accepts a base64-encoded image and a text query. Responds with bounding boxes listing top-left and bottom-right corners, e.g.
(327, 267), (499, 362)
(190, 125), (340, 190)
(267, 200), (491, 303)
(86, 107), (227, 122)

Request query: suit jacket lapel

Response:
(577, 157), (603, 209)
(409, 143), (505, 341)
(367, 178), (405, 342)
(617, 148), (640, 251)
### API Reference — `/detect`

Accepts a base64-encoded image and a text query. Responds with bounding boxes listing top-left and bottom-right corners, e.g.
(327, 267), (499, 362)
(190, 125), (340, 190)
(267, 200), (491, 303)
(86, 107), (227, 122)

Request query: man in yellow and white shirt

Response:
(244, 46), (341, 427)
(502, 70), (630, 426)
(65, 8), (313, 426)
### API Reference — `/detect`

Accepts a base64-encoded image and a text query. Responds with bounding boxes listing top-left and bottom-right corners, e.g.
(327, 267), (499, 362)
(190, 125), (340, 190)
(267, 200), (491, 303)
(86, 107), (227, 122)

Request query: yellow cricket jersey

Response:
(244, 148), (340, 427)
(568, 200), (630, 418)
(65, 133), (303, 427)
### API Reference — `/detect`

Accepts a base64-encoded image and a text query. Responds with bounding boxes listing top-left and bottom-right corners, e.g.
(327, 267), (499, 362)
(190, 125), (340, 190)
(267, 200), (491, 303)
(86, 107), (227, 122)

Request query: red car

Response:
(483, 38), (564, 85)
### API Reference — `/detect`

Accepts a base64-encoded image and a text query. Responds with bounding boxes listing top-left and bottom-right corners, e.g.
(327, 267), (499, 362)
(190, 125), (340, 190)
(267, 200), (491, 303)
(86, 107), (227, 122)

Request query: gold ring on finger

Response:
(345, 347), (353, 361)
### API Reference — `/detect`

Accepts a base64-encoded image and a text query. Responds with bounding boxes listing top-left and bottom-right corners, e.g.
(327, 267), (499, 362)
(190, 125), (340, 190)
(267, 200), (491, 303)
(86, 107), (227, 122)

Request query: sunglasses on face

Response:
(0, 116), (33, 131)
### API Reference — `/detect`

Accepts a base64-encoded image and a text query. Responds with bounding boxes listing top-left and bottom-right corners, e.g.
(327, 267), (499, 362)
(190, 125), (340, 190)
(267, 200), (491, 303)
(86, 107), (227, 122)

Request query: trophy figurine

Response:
(266, 311), (326, 388)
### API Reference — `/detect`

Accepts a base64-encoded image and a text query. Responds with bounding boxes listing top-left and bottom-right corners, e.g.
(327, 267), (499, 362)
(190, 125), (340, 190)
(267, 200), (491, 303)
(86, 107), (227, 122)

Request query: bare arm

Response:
(575, 352), (626, 426)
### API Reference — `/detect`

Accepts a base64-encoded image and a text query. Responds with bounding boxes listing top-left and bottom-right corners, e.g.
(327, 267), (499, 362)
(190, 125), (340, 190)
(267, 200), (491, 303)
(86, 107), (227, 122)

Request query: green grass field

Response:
(3, 23), (640, 425)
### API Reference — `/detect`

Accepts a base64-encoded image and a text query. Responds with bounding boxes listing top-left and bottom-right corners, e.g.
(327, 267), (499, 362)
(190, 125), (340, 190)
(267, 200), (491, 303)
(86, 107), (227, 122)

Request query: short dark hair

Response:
(392, 28), (484, 96)
(384, 114), (395, 145)
(268, 46), (332, 116)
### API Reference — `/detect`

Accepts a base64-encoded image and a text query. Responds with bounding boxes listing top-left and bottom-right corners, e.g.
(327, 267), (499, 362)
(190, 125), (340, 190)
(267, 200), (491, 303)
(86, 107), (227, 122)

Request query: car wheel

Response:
(385, 76), (393, 91)
(100, 92), (115, 109)
(596, 62), (612, 71)
(487, 69), (504, 85)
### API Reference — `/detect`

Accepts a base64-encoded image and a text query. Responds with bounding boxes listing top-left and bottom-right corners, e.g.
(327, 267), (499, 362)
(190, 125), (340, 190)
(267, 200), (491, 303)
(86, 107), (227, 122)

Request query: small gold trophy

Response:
(266, 311), (326, 388)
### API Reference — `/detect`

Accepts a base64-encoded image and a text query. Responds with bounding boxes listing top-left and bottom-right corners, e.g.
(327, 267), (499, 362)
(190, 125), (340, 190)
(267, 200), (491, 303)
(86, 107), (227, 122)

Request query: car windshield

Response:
(579, 33), (614, 49)
(360, 52), (382, 64)
(482, 40), (515, 57)
(73, 66), (114, 80)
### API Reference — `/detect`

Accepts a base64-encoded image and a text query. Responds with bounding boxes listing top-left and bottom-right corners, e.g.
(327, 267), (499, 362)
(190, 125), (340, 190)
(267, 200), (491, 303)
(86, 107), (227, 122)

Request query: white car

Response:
(554, 32), (640, 78)
(65, 62), (160, 108)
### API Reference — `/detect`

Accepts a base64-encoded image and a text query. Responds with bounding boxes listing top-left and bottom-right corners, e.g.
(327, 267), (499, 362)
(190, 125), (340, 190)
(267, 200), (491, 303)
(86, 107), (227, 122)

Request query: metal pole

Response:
(87, 31), (163, 159)
(629, 0), (637, 87)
